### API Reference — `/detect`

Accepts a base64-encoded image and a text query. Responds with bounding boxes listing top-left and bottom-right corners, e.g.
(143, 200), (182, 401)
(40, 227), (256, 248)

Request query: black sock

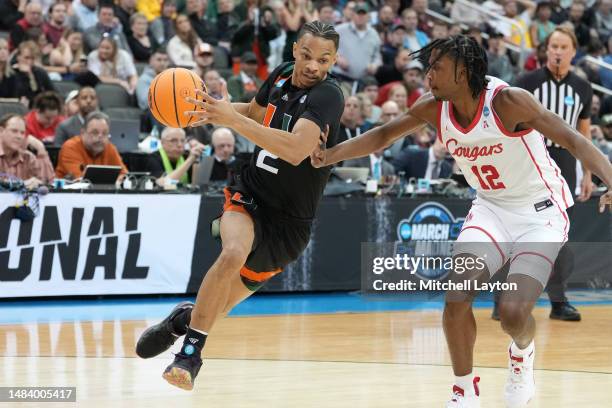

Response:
(180, 327), (207, 357)
(171, 307), (192, 335)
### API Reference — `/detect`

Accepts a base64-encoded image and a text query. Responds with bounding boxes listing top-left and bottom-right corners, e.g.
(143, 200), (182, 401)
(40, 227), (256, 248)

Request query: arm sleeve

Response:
(578, 82), (593, 119)
(300, 82), (344, 133)
(254, 62), (288, 107)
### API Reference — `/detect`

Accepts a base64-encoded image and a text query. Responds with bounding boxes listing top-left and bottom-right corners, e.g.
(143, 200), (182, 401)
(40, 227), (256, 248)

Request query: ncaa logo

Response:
(483, 106), (490, 117)
(564, 95), (575, 106)
(395, 202), (465, 280)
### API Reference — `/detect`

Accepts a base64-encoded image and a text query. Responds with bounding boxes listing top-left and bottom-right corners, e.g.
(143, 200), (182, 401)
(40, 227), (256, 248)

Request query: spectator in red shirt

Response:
(43, 2), (67, 47)
(9, 2), (43, 50)
(24, 91), (65, 143)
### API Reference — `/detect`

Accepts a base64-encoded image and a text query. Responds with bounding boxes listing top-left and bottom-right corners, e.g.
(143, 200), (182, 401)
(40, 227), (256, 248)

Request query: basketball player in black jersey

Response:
(134, 21), (345, 391)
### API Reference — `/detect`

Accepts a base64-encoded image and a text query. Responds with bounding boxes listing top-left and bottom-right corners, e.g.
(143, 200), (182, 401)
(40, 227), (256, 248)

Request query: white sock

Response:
(511, 340), (534, 357)
(190, 327), (208, 336)
(455, 373), (474, 392)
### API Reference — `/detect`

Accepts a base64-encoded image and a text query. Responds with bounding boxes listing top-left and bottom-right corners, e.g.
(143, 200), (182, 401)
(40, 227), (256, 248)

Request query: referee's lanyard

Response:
(346, 127), (360, 140)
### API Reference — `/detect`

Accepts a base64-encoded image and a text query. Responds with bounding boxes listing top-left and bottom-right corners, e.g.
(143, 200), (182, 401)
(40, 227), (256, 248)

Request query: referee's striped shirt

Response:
(515, 67), (592, 148)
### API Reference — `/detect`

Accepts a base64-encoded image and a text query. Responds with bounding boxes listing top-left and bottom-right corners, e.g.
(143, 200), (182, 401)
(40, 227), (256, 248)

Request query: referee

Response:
(495, 26), (594, 321)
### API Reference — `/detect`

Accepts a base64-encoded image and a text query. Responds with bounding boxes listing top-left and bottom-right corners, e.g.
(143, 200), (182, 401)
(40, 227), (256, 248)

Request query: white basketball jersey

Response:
(438, 76), (573, 210)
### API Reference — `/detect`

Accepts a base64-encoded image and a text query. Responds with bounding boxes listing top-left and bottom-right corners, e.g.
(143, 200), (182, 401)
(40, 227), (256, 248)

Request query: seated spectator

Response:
(88, 37), (138, 94)
(28, 27), (54, 69)
(524, 42), (547, 71)
(167, 14), (201, 68)
(136, 48), (170, 110)
(150, 0), (177, 45)
(24, 91), (65, 143)
(55, 112), (128, 179)
(430, 20), (449, 41)
(0, 0), (27, 32)
(9, 2), (43, 51)
(317, 1), (336, 26)
(192, 42), (215, 78)
(381, 24), (406, 66)
(43, 2), (67, 48)
(360, 76), (381, 121)
(392, 136), (452, 180)
(381, 100), (413, 159)
(401, 8), (428, 52)
(83, 4), (131, 54)
(186, 0), (218, 45)
(356, 92), (377, 128)
(595, 0), (611, 40)
(55, 87), (99, 146)
(374, 5), (398, 43)
(0, 113), (54, 188)
(277, 0), (316, 62)
(115, 0), (136, 37)
(344, 146), (395, 180)
(13, 41), (55, 105)
(338, 95), (369, 144)
(128, 12), (159, 62)
(375, 47), (411, 86)
(227, 52), (263, 103)
(210, 127), (235, 182)
(487, 31), (516, 84)
(48, 30), (89, 80)
(63, 90), (80, 117)
(376, 61), (424, 109)
(530, 1), (556, 48)
(204, 69), (224, 99)
(216, 0), (240, 48)
(145, 127), (204, 185)
(68, 0), (99, 33)
(0, 38), (17, 98)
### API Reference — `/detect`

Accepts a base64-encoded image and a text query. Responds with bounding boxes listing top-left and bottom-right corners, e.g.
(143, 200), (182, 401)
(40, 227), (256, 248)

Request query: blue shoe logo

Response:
(184, 345), (195, 355)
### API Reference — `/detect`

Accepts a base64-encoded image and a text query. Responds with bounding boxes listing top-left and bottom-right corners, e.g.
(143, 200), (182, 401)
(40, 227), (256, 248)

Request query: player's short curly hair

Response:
(410, 35), (489, 99)
(297, 21), (339, 51)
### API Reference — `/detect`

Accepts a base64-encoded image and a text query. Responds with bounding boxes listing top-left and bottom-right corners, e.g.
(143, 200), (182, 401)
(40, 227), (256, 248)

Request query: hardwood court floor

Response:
(1, 306), (611, 407)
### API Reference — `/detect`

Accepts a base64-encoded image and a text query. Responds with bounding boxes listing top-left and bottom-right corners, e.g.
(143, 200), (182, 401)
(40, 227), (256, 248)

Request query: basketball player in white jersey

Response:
(311, 36), (612, 407)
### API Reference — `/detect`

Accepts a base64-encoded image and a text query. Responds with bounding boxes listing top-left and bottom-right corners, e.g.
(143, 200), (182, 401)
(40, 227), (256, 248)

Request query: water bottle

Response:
(149, 126), (160, 151)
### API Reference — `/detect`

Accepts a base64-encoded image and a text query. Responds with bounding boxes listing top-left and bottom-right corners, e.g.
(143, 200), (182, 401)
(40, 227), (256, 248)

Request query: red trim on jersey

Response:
(459, 226), (505, 264)
(510, 251), (554, 268)
(520, 137), (570, 240)
(436, 101), (443, 143)
(540, 136), (570, 210)
(491, 85), (533, 137)
(448, 90), (486, 134)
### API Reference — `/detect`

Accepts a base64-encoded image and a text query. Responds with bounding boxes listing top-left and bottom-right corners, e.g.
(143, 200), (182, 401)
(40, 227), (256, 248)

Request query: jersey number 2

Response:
(256, 104), (292, 175)
(471, 165), (506, 190)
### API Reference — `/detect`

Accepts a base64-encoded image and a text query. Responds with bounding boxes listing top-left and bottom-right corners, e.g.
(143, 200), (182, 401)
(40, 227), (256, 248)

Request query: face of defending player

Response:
(292, 33), (337, 89)
(426, 52), (468, 102)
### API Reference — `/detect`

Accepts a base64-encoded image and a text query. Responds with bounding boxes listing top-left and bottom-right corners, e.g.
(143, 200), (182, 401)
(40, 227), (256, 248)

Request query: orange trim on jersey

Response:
(223, 187), (250, 216)
(263, 103), (277, 127)
(448, 89), (486, 134)
(240, 265), (282, 283)
(491, 85), (533, 137)
(459, 225), (506, 264)
(436, 101), (443, 143)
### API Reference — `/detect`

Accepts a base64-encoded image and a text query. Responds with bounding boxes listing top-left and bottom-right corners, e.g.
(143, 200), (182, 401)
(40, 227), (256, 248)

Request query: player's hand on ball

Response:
(599, 190), (612, 213)
(185, 81), (236, 128)
(310, 125), (329, 168)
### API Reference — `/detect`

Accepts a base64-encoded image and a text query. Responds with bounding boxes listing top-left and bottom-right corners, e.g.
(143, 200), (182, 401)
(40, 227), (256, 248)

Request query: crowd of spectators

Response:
(0, 0), (610, 189)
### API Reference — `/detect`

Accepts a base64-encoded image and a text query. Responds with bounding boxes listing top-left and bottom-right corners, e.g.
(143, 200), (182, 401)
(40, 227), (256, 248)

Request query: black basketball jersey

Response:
(241, 62), (345, 221)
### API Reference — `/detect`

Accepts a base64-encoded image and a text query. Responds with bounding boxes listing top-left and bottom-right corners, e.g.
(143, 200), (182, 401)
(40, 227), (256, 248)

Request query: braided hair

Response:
(297, 21), (340, 51)
(410, 35), (489, 99)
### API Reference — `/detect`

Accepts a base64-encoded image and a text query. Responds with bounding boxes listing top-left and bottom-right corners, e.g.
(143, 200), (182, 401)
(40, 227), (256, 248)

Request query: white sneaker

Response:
(504, 341), (536, 407)
(446, 377), (481, 408)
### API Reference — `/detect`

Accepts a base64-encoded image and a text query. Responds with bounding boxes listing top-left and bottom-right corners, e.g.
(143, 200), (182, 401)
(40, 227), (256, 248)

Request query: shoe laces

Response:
(508, 354), (531, 387)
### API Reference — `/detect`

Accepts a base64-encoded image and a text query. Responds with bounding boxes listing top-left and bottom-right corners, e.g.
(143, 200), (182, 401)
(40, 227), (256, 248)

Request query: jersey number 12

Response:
(470, 165), (506, 190)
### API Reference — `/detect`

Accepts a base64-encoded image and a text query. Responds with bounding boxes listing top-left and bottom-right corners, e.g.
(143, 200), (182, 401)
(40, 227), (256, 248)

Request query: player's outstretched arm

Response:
(317, 94), (436, 167)
(232, 99), (266, 124)
(186, 84), (320, 165)
(495, 87), (612, 211)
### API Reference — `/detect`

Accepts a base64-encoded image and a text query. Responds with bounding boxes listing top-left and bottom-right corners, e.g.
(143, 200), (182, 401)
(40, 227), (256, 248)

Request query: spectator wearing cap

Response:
(0, 113), (55, 188)
(401, 8), (428, 52)
(9, 2), (43, 51)
(24, 91), (65, 143)
(64, 90), (80, 117)
(136, 48), (169, 111)
(381, 24), (406, 66)
(375, 60), (424, 108)
(127, 12), (159, 62)
(530, 1), (556, 47)
(486, 30), (516, 84)
(55, 87), (99, 147)
(375, 47), (411, 86)
(334, 3), (382, 81)
(193, 42), (215, 78)
(150, 0), (177, 46)
(83, 4), (132, 54)
(227, 51), (263, 103)
(56, 112), (128, 179)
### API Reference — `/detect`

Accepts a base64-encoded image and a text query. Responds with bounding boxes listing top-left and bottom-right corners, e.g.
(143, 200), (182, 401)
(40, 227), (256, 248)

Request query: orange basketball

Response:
(148, 68), (207, 128)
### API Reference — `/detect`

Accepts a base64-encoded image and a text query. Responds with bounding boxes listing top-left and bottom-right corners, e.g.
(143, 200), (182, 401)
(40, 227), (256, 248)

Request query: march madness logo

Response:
(395, 202), (465, 280)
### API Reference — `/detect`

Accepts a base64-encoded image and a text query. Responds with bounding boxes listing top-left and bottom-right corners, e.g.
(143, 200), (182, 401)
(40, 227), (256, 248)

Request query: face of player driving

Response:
(426, 52), (466, 102)
(292, 33), (337, 89)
